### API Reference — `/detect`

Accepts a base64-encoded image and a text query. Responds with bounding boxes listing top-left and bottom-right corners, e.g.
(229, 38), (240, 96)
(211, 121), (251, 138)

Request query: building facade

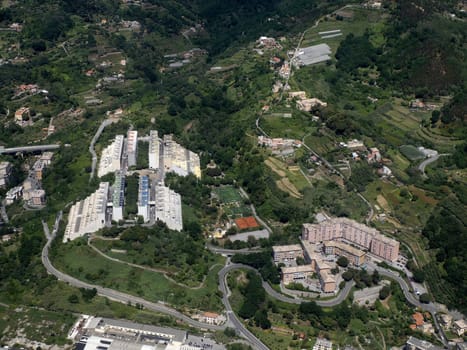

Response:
(127, 130), (138, 167)
(272, 244), (304, 263)
(137, 175), (149, 222)
(302, 217), (399, 262)
(149, 130), (160, 170)
(323, 240), (366, 266)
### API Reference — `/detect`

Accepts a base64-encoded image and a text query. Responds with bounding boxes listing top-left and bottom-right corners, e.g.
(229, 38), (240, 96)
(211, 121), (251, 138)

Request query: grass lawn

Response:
(213, 186), (243, 204)
(52, 241), (224, 312)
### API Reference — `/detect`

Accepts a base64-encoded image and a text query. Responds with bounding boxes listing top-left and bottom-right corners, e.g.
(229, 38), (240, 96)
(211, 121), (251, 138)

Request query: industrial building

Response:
(163, 135), (201, 178)
(293, 44), (331, 66)
(64, 182), (109, 242)
(97, 135), (124, 177)
(148, 130), (160, 170)
(155, 182), (183, 231)
(71, 316), (225, 350)
(302, 217), (399, 262)
(112, 173), (125, 222)
(137, 175), (150, 222)
(127, 130), (138, 167)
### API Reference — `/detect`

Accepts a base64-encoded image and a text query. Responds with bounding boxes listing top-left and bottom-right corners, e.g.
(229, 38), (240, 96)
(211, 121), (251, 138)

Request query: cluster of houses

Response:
(439, 314), (467, 338)
(288, 91), (327, 112)
(410, 312), (435, 335)
(12, 84), (48, 100)
(3, 152), (52, 208)
(257, 136), (302, 156)
(340, 139), (392, 177)
(410, 99), (437, 111)
(256, 36), (282, 50)
(163, 48), (207, 70)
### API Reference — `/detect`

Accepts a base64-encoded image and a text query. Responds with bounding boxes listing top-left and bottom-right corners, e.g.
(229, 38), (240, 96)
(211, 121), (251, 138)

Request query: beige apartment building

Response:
(281, 265), (315, 285)
(280, 241), (338, 293)
(272, 244), (304, 263)
(323, 240), (366, 266)
(302, 217), (399, 262)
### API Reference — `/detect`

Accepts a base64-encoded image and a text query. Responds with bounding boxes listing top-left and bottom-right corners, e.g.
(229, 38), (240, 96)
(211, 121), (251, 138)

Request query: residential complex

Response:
(64, 182), (109, 242)
(281, 265), (315, 284)
(155, 182), (183, 231)
(302, 217), (399, 262)
(111, 173), (125, 222)
(279, 241), (338, 293)
(148, 130), (160, 170)
(302, 241), (338, 293)
(127, 130), (138, 167)
(163, 135), (201, 178)
(272, 244), (304, 263)
(97, 135), (124, 177)
(323, 240), (366, 266)
(137, 175), (150, 222)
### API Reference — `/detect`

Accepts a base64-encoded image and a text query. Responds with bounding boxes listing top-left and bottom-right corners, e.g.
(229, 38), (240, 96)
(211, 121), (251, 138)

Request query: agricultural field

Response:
(213, 186), (252, 218)
(399, 145), (425, 161)
(364, 180), (437, 228)
(264, 156), (310, 198)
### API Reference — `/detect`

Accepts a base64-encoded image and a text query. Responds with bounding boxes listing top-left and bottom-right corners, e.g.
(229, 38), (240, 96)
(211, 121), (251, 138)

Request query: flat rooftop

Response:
(273, 244), (303, 253)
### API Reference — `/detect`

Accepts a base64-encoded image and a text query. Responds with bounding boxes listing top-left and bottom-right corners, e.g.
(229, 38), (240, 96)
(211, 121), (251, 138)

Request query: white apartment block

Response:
(163, 134), (201, 178)
(302, 217), (399, 262)
(112, 174), (125, 222)
(149, 130), (160, 170)
(155, 182), (183, 231)
(64, 182), (109, 242)
(127, 130), (138, 167)
(97, 135), (124, 177)
(137, 175), (150, 222)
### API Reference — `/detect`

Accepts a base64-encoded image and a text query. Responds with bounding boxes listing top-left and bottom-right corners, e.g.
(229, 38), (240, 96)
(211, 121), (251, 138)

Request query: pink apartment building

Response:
(302, 217), (399, 262)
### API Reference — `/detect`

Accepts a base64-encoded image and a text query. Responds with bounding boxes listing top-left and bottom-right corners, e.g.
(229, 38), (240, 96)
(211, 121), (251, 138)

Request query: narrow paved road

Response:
(41, 221), (224, 332)
(418, 154), (449, 176)
(89, 119), (113, 181)
(42, 216), (448, 348)
(238, 186), (273, 234)
(42, 219), (268, 349)
(220, 263), (355, 307)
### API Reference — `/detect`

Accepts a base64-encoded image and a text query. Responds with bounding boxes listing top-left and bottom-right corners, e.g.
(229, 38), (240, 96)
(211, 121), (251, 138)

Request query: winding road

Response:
(42, 214), (448, 348)
(418, 154), (449, 177)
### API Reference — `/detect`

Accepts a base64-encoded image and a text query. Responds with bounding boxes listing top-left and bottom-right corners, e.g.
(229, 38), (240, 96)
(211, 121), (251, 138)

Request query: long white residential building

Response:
(149, 130), (160, 170)
(64, 182), (109, 242)
(127, 130), (138, 167)
(137, 175), (150, 222)
(97, 135), (124, 177)
(163, 134), (201, 178)
(112, 174), (125, 222)
(155, 182), (183, 231)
